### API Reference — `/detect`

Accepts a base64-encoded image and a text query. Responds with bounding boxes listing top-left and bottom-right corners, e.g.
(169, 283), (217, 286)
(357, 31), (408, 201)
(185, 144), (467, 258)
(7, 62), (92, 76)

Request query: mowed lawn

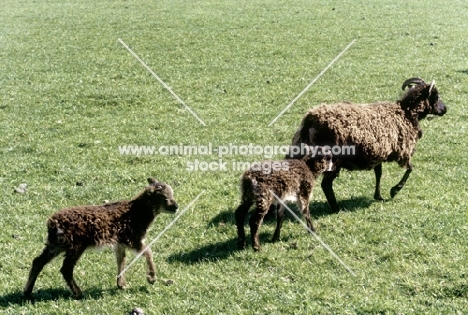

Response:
(1, 0), (467, 314)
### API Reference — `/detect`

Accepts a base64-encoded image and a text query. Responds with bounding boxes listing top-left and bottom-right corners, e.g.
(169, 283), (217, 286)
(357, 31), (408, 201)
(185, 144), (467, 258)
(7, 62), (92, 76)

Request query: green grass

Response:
(1, 0), (467, 314)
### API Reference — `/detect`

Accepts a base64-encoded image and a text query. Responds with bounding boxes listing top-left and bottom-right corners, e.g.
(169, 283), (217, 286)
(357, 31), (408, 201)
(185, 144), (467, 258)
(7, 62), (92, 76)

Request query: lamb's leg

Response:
(114, 244), (127, 289)
(249, 199), (271, 251)
(390, 163), (413, 198)
(271, 205), (285, 242)
(235, 201), (253, 250)
(60, 247), (86, 299)
(321, 171), (339, 212)
(23, 245), (62, 299)
(298, 196), (316, 233)
(136, 242), (156, 284)
(373, 163), (384, 200)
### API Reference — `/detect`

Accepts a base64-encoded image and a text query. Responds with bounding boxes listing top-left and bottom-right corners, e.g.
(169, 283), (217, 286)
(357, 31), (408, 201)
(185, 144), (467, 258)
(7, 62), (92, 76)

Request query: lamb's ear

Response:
(145, 185), (163, 195)
(147, 177), (159, 185)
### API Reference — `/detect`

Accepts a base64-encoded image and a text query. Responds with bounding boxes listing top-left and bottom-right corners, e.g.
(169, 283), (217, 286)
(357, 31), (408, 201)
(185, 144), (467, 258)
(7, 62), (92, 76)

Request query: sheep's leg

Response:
(114, 244), (127, 289)
(271, 205), (285, 242)
(373, 163), (385, 200)
(60, 247), (86, 299)
(321, 171), (339, 212)
(249, 199), (271, 251)
(136, 242), (157, 284)
(23, 245), (62, 298)
(235, 201), (253, 250)
(390, 163), (413, 198)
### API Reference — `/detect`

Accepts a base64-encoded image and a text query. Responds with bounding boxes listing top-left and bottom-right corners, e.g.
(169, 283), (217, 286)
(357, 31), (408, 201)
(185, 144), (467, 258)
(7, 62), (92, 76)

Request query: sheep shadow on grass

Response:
(168, 197), (377, 264)
(209, 195), (375, 227)
(167, 237), (239, 265)
(0, 286), (122, 307)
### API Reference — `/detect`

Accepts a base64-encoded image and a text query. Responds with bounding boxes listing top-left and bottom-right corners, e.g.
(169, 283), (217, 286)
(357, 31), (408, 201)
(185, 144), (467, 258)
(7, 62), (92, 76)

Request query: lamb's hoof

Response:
(72, 292), (83, 300)
(147, 275), (156, 285)
(237, 241), (246, 250)
(252, 245), (261, 252)
(271, 236), (280, 243)
(329, 204), (340, 213)
(117, 283), (128, 290)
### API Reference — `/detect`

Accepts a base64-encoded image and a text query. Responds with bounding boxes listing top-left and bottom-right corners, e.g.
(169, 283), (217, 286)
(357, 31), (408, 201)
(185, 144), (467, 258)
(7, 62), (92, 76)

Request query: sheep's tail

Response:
(291, 112), (317, 146)
(289, 112), (317, 159)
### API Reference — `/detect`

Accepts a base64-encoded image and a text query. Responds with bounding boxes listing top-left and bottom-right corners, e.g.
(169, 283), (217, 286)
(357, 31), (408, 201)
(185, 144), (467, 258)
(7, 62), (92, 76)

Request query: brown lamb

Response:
(235, 148), (333, 251)
(23, 177), (178, 299)
(289, 78), (447, 212)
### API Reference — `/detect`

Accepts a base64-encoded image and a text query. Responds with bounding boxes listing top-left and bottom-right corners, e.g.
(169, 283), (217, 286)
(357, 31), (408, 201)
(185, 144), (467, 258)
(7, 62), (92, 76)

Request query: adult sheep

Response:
(288, 78), (447, 212)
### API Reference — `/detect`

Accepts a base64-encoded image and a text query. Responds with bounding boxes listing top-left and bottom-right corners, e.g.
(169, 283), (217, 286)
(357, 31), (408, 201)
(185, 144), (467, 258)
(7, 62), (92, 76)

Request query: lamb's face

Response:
(146, 178), (179, 214)
(306, 148), (334, 173)
(158, 184), (179, 214)
(319, 151), (334, 172)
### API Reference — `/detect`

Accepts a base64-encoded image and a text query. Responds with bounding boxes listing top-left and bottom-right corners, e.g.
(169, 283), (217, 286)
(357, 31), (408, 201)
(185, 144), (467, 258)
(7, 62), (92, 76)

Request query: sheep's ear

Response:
(147, 177), (159, 185)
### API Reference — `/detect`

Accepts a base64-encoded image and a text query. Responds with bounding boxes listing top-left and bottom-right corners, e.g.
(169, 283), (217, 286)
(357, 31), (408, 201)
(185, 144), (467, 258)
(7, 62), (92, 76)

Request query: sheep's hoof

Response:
(390, 186), (401, 198)
(23, 291), (33, 301)
(237, 240), (246, 250)
(373, 194), (385, 201)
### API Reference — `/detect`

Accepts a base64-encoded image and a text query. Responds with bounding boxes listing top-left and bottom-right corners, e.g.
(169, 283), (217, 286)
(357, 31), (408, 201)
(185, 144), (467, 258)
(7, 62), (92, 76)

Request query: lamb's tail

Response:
(46, 219), (66, 244)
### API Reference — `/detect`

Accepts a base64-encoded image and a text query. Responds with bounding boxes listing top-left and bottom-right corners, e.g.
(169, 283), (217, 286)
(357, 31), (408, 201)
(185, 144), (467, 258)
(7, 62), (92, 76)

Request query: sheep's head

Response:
(399, 77), (447, 119)
(145, 177), (179, 214)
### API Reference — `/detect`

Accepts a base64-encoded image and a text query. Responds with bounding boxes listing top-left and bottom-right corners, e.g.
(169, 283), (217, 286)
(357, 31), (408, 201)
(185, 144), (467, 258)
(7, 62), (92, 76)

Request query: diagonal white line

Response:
(268, 39), (357, 126)
(117, 190), (206, 279)
(118, 38), (207, 126)
(269, 190), (357, 277)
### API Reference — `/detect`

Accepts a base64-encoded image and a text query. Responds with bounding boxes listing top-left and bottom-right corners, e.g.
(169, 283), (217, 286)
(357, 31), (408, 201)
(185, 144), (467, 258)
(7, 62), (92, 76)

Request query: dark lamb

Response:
(23, 177), (178, 299)
(235, 148), (333, 251)
(289, 78), (447, 212)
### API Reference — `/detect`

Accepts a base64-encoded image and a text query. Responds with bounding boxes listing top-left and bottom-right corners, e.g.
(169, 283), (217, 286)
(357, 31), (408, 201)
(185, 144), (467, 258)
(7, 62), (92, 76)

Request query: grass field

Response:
(1, 0), (467, 314)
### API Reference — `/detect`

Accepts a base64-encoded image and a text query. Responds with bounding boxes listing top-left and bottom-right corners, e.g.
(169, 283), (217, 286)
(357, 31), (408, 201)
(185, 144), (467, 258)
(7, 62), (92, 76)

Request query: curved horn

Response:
(428, 80), (436, 94)
(401, 77), (426, 90)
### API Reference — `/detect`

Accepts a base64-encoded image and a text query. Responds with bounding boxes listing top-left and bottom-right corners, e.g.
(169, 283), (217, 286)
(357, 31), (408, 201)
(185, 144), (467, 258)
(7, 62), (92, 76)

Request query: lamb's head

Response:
(399, 77), (447, 119)
(145, 177), (179, 214)
(304, 146), (334, 173)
